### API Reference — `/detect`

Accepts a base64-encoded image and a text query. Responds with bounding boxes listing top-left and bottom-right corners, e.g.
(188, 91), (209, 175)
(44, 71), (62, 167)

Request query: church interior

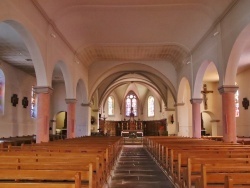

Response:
(1, 0), (250, 187)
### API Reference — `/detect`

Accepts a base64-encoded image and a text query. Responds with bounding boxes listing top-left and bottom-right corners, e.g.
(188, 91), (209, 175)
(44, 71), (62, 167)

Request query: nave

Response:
(109, 145), (174, 188)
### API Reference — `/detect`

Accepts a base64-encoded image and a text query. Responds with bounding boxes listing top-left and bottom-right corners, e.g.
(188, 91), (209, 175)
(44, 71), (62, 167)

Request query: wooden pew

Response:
(182, 157), (250, 188)
(144, 136), (250, 188)
(195, 164), (250, 188)
(0, 136), (122, 188)
(172, 150), (250, 184)
(224, 175), (250, 188)
(0, 155), (101, 188)
(0, 169), (82, 188)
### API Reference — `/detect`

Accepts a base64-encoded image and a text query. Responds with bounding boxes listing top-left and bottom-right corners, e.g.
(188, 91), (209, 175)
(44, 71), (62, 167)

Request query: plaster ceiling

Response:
(0, 0), (240, 84)
(203, 63), (219, 82)
(34, 0), (235, 70)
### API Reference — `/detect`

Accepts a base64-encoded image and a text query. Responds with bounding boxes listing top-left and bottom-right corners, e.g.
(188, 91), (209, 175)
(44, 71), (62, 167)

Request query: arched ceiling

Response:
(96, 72), (172, 107)
(0, 0), (239, 84)
(33, 0), (235, 69)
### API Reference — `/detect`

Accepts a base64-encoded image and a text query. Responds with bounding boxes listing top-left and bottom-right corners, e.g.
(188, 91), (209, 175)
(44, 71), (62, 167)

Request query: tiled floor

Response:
(109, 145), (175, 188)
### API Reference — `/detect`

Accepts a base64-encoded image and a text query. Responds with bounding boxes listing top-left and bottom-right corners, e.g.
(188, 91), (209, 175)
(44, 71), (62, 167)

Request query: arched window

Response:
(0, 70), (5, 115)
(148, 96), (154, 117)
(235, 88), (239, 117)
(108, 96), (114, 116)
(125, 93), (138, 117)
(31, 85), (37, 118)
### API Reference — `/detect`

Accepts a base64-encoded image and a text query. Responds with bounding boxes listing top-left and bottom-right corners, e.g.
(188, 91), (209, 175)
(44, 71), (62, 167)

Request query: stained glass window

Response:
(0, 81), (4, 114)
(108, 96), (114, 116)
(125, 93), (137, 116)
(31, 86), (36, 118)
(235, 89), (239, 117)
(148, 96), (154, 117)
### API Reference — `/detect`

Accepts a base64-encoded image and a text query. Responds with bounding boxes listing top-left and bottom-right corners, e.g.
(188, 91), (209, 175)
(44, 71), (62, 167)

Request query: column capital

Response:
(174, 102), (185, 107)
(218, 85), (238, 94)
(190, 98), (202, 104)
(81, 103), (91, 107)
(65, 98), (77, 104)
(33, 86), (53, 94)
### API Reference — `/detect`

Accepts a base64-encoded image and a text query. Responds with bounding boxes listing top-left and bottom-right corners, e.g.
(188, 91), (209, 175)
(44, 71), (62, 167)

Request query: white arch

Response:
(75, 79), (88, 103)
(177, 77), (192, 137)
(75, 78), (89, 137)
(3, 20), (47, 86)
(89, 63), (177, 101)
(193, 61), (218, 98)
(51, 61), (73, 98)
(177, 76), (191, 103)
(225, 23), (250, 85)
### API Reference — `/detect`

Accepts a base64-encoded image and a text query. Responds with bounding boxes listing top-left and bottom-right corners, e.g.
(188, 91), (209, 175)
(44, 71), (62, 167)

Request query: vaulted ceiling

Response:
(34, 0), (235, 69)
(0, 0), (237, 91)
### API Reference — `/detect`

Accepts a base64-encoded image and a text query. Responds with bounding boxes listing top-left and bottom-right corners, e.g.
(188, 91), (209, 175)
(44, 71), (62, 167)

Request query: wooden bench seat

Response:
(195, 164), (250, 188)
(144, 136), (250, 188)
(172, 150), (250, 184)
(0, 169), (83, 188)
(0, 136), (122, 188)
(0, 154), (103, 187)
(224, 175), (250, 188)
(182, 157), (250, 188)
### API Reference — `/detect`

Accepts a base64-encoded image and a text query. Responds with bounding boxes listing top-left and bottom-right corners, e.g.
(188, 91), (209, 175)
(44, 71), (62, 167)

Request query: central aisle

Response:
(109, 145), (175, 188)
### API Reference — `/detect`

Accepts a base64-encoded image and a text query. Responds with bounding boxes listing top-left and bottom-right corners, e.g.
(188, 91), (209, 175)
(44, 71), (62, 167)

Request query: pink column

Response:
(218, 85), (238, 143)
(65, 99), (77, 138)
(190, 98), (202, 138)
(34, 86), (53, 143)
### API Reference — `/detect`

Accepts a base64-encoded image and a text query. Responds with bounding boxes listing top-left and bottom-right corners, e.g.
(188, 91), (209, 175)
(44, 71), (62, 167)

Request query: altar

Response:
(121, 107), (144, 137)
(121, 130), (143, 137)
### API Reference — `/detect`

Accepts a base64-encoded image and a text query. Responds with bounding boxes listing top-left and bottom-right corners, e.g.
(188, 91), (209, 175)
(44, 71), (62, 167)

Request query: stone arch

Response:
(3, 20), (47, 86)
(225, 23), (250, 85)
(76, 79), (88, 103)
(177, 77), (192, 137)
(193, 61), (218, 98)
(51, 60), (73, 98)
(89, 63), (177, 102)
(75, 78), (89, 136)
(201, 111), (222, 136)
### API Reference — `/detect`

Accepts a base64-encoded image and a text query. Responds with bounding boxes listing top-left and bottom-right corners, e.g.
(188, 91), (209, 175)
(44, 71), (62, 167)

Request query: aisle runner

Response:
(109, 145), (174, 188)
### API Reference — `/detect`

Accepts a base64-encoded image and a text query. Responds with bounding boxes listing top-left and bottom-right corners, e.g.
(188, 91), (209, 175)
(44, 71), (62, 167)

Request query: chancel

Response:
(121, 107), (144, 137)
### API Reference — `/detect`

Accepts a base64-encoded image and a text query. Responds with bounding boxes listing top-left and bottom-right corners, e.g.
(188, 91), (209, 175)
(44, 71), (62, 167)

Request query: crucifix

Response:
(201, 84), (213, 110)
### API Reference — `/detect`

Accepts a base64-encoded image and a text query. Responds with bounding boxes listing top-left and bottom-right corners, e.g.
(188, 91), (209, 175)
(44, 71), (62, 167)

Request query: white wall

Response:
(50, 82), (67, 118)
(0, 60), (36, 137)
(236, 68), (250, 136)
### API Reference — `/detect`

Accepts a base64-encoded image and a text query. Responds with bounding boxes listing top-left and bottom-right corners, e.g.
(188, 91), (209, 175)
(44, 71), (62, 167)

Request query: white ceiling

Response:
(34, 0), (235, 70)
(0, 0), (238, 83)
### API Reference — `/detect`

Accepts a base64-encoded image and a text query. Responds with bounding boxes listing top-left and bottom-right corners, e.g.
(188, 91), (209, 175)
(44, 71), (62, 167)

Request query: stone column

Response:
(218, 85), (238, 143)
(65, 99), (77, 139)
(190, 98), (202, 138)
(175, 102), (185, 136)
(34, 86), (53, 143)
(81, 103), (91, 136)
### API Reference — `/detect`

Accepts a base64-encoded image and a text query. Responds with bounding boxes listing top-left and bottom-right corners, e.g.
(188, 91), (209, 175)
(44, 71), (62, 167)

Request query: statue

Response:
(129, 107), (136, 130)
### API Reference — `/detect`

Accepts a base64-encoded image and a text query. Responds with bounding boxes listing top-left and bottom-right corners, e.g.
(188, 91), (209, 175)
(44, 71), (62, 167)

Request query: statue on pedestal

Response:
(129, 107), (136, 130)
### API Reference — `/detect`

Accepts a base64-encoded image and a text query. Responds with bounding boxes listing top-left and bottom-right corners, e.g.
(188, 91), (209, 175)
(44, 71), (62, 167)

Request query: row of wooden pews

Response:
(0, 135), (35, 147)
(0, 136), (123, 188)
(144, 136), (250, 188)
